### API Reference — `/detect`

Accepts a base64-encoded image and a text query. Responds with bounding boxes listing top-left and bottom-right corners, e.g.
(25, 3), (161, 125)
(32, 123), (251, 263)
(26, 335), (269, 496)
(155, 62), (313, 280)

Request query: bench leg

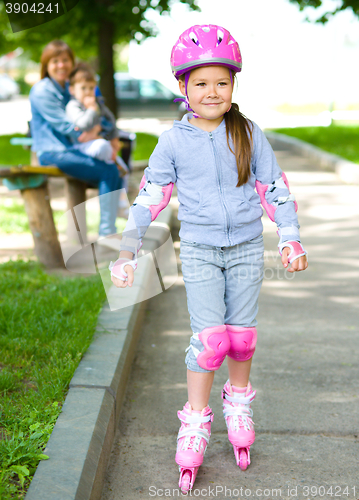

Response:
(65, 179), (88, 244)
(21, 183), (65, 269)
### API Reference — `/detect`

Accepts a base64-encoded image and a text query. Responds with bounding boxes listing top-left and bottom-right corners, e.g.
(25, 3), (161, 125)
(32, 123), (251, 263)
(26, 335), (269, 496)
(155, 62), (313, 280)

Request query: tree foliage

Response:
(0, 0), (199, 115)
(289, 0), (359, 22)
(0, 0), (199, 60)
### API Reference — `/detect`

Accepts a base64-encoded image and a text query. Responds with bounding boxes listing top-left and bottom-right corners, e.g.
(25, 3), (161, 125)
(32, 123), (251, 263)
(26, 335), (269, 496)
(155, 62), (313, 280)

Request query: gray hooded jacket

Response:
(121, 114), (300, 253)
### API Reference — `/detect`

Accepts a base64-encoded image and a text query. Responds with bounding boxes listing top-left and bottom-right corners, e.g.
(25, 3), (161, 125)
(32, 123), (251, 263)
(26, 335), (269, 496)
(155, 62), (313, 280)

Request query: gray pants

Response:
(180, 235), (264, 373)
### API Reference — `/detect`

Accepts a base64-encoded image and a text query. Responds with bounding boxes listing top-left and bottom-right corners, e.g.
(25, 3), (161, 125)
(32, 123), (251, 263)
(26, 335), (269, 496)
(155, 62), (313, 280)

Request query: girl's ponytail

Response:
(224, 103), (253, 187)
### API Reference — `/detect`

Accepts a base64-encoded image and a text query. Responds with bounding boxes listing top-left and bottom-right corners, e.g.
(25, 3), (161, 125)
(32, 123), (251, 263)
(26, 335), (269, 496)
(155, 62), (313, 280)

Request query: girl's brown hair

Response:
(224, 102), (253, 187)
(40, 40), (75, 80)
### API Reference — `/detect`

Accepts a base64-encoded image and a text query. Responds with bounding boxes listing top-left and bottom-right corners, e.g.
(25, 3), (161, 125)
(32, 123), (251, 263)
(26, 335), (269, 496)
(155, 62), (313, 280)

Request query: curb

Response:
(25, 205), (175, 500)
(265, 131), (359, 184)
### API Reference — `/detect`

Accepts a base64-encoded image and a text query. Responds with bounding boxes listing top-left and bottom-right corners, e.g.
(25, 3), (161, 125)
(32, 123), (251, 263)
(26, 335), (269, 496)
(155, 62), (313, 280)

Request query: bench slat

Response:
(0, 165), (63, 177)
(10, 138), (33, 146)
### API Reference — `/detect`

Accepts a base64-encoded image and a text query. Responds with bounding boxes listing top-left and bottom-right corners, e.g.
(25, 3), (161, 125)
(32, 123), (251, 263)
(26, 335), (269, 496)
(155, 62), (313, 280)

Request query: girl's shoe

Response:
(176, 402), (213, 493)
(222, 380), (256, 470)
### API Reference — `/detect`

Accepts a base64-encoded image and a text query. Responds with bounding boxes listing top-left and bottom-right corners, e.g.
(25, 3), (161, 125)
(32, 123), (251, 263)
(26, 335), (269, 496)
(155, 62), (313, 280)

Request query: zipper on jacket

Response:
(209, 132), (232, 246)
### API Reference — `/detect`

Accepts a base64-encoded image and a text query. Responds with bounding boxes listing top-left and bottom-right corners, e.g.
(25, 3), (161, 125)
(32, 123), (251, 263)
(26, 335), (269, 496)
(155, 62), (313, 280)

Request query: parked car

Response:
(114, 73), (182, 119)
(0, 74), (20, 100)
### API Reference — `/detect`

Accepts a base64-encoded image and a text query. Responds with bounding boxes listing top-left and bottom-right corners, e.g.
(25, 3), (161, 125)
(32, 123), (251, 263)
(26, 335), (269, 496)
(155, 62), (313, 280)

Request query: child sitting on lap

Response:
(66, 62), (128, 177)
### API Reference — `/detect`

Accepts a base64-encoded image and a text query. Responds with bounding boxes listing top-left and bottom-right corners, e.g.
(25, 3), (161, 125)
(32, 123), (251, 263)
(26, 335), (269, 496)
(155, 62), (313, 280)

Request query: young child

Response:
(65, 63), (129, 177)
(110, 25), (308, 492)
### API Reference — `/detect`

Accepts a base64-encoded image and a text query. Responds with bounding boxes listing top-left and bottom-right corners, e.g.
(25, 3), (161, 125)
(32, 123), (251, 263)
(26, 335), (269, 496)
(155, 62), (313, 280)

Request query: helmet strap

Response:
(184, 71), (191, 96)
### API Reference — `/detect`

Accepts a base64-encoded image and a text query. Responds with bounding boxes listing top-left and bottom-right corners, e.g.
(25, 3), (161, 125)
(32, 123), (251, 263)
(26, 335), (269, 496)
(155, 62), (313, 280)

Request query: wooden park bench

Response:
(1, 136), (144, 269)
(0, 140), (90, 269)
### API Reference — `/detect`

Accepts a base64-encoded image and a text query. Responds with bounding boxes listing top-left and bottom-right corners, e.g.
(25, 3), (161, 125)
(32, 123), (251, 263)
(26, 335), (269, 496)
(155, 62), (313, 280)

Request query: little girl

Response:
(110, 24), (308, 493)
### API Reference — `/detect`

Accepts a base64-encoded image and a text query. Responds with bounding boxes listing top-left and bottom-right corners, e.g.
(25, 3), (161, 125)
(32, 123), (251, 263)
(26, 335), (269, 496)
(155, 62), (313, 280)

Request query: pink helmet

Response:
(170, 24), (242, 79)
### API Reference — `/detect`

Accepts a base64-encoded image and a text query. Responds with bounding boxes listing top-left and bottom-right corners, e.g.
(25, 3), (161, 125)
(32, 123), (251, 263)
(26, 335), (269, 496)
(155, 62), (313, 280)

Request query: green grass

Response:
(0, 198), (127, 236)
(0, 135), (30, 166)
(0, 198), (98, 235)
(0, 199), (32, 234)
(0, 260), (106, 498)
(132, 132), (158, 161)
(271, 124), (359, 164)
(0, 198), (101, 235)
(0, 132), (158, 166)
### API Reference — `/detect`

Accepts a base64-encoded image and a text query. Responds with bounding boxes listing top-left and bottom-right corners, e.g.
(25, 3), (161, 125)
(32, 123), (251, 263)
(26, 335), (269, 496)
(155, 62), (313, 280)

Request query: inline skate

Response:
(222, 380), (256, 470)
(176, 402), (213, 493)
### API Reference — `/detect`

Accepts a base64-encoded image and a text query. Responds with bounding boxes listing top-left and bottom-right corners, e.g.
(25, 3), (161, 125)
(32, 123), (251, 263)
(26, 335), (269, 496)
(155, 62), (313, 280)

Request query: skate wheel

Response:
(239, 448), (248, 471)
(180, 470), (192, 493)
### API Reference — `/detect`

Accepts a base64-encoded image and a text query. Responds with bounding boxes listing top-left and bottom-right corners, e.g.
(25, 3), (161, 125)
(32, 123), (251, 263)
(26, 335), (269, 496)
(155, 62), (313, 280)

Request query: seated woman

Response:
(29, 39), (122, 243)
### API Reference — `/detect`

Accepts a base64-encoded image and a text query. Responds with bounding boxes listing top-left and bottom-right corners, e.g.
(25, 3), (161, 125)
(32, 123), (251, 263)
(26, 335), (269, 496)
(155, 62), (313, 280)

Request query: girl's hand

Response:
(110, 250), (136, 288)
(281, 247), (308, 272)
(111, 264), (135, 287)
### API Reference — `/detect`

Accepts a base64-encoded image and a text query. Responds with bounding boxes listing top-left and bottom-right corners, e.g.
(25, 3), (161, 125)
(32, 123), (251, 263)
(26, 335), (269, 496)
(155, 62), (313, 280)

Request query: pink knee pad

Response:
(226, 325), (257, 361)
(197, 325), (230, 371)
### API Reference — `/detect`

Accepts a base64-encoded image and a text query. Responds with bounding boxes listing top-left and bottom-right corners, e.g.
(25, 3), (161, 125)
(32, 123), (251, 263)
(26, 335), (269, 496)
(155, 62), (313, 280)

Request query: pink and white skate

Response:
(222, 380), (256, 470)
(176, 402), (213, 493)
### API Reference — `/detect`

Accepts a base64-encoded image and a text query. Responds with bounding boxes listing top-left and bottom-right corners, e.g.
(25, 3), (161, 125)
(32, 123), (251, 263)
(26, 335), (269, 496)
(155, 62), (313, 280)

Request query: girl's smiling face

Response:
(179, 65), (233, 130)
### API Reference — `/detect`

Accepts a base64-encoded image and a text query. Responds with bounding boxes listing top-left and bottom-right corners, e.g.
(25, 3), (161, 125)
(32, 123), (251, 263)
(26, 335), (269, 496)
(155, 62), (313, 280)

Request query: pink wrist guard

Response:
(278, 240), (307, 263)
(109, 258), (137, 281)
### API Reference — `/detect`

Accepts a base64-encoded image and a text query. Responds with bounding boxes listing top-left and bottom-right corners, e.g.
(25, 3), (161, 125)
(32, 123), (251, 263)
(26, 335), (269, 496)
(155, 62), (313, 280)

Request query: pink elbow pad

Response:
(256, 172), (298, 222)
(137, 174), (174, 221)
(139, 174), (146, 190)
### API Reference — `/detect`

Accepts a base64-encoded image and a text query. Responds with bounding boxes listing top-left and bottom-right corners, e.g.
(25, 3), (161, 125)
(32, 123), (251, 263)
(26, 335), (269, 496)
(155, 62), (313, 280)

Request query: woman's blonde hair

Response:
(40, 40), (75, 80)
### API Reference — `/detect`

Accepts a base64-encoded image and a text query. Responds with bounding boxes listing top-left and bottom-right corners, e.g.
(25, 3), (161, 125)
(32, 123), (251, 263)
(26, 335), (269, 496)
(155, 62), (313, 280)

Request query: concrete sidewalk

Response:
(100, 144), (359, 500)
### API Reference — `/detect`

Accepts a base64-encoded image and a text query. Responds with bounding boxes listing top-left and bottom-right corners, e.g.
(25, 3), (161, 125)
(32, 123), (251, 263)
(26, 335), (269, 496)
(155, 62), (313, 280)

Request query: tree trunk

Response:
(21, 184), (65, 269)
(98, 15), (117, 118)
(65, 179), (88, 245)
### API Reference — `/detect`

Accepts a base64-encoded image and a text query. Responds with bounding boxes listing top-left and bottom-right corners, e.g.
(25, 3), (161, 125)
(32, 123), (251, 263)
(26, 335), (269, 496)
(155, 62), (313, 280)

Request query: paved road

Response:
(0, 96), (173, 137)
(100, 143), (359, 500)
